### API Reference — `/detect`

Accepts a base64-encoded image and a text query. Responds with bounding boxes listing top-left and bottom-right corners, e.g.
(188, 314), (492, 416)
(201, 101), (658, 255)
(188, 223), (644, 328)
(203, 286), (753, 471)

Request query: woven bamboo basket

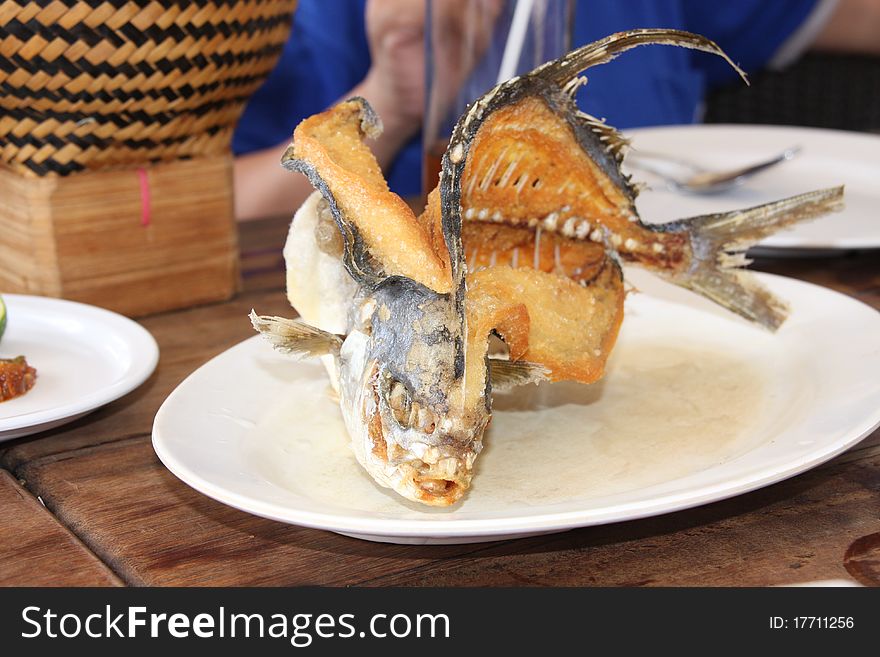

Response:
(0, 0), (298, 315)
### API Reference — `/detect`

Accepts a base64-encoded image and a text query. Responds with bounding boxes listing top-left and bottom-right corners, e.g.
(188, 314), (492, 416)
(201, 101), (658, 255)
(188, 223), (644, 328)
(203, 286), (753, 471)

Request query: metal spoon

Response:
(625, 146), (801, 194)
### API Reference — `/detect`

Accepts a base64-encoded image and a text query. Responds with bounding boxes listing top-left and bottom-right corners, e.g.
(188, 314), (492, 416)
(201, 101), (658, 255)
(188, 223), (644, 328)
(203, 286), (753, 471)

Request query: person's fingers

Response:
(365, 0), (425, 52)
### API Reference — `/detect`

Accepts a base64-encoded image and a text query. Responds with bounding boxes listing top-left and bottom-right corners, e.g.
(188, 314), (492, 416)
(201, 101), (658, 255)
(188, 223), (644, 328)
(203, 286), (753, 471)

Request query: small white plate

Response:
(152, 273), (880, 544)
(0, 295), (159, 441)
(623, 124), (880, 252)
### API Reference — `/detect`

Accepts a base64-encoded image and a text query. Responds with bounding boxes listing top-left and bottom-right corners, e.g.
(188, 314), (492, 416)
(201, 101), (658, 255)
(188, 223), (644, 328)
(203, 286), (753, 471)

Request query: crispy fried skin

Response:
(467, 264), (624, 384)
(416, 187), (453, 275)
(293, 101), (453, 293)
(464, 293), (530, 405)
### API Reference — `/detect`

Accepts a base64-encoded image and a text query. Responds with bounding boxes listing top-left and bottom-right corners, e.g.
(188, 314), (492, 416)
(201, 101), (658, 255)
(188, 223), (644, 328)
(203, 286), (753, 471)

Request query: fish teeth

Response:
(421, 446), (440, 465)
(408, 405), (435, 434)
(407, 401), (418, 429)
(439, 458), (458, 477)
(542, 212), (559, 230)
(561, 217), (577, 237)
(575, 219), (590, 239)
(388, 380), (412, 427)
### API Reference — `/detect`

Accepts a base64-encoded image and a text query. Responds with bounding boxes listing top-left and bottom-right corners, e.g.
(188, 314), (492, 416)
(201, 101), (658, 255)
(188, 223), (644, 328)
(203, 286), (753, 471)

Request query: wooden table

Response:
(1, 216), (878, 587)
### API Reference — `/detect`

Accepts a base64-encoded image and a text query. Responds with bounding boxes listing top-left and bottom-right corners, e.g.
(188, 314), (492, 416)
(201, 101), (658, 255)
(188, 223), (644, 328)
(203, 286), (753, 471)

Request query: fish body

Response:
(252, 29), (843, 506)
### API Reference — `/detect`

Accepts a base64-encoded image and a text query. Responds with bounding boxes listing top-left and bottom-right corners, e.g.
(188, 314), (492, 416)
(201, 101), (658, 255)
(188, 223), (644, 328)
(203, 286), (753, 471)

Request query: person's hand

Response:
(813, 0), (880, 55)
(235, 0), (425, 222)
(358, 0), (505, 164)
(358, 0), (427, 157)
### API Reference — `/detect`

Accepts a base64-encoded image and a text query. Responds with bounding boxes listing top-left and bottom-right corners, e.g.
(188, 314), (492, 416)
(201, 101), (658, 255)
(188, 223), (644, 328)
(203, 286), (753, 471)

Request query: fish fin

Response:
(249, 310), (343, 359)
(662, 186), (844, 330)
(543, 29), (747, 87)
(488, 358), (550, 391)
(542, 29), (743, 172)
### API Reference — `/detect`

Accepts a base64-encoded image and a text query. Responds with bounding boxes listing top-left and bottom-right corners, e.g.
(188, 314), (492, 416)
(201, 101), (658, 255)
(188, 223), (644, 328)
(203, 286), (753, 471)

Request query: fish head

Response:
(279, 97), (494, 506)
(340, 278), (489, 507)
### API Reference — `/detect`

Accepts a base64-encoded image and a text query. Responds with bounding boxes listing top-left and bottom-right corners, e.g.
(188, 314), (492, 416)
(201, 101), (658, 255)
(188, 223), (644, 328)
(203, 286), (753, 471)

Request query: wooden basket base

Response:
(0, 156), (241, 316)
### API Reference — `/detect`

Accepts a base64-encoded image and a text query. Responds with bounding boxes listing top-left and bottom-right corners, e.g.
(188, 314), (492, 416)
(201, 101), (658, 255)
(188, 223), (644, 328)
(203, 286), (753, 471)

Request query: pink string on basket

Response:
(137, 168), (151, 227)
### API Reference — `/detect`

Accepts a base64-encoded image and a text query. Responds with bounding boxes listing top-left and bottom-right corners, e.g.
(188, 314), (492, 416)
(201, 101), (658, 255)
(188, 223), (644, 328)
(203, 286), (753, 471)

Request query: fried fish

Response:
(252, 29), (843, 506)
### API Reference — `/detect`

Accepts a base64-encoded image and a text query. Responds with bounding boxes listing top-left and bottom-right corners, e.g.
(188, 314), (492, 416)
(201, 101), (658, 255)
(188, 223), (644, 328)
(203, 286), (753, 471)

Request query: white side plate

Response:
(624, 124), (880, 252)
(0, 295), (159, 441)
(153, 273), (880, 544)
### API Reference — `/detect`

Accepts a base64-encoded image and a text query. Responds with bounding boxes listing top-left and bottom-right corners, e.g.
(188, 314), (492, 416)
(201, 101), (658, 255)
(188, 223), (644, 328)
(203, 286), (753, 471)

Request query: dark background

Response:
(706, 53), (880, 133)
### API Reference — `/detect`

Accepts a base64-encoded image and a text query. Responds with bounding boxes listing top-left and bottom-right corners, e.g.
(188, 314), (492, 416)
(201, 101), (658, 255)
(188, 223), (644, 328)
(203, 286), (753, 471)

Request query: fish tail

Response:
(662, 186), (844, 330)
(249, 310), (344, 359)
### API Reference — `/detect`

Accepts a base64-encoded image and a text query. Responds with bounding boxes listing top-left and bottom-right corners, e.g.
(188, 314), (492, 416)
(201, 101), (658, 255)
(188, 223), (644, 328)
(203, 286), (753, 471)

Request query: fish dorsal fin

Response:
(541, 28), (747, 88)
(283, 98), (454, 294)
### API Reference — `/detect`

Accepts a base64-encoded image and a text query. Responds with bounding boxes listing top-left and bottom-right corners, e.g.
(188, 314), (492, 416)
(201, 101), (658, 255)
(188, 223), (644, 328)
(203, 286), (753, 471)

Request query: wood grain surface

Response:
(15, 438), (484, 586)
(1, 215), (878, 587)
(0, 470), (122, 586)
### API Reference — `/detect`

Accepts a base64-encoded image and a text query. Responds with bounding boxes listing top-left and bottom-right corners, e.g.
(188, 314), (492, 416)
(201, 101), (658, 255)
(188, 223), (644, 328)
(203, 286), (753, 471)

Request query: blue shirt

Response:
(233, 0), (817, 196)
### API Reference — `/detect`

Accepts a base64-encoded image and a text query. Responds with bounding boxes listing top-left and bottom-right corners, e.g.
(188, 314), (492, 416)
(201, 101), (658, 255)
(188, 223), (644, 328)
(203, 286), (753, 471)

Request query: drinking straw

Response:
(496, 0), (535, 84)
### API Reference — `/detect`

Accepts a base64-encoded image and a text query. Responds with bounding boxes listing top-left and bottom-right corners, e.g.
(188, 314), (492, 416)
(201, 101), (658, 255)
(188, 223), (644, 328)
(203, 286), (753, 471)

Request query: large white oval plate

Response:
(152, 273), (880, 544)
(0, 295), (159, 441)
(624, 124), (880, 252)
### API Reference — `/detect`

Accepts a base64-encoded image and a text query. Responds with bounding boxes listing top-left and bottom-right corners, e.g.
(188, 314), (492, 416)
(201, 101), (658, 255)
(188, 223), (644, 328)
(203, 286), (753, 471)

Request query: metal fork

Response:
(625, 146), (801, 194)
